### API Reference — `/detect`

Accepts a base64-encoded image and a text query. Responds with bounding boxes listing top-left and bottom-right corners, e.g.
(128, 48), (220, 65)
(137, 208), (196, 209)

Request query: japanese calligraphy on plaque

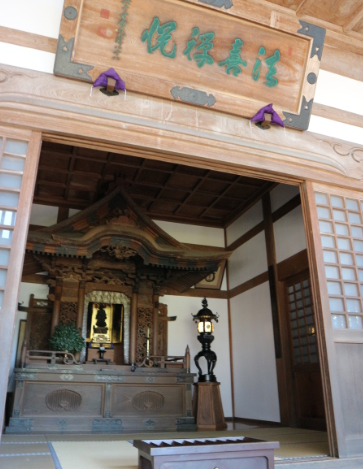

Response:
(55, 0), (326, 130)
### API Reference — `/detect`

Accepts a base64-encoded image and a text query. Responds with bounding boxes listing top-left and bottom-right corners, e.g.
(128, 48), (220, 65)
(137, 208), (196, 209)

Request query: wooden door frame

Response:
(34, 131), (339, 455)
(2, 64), (358, 455)
(0, 127), (41, 436)
(300, 182), (340, 457)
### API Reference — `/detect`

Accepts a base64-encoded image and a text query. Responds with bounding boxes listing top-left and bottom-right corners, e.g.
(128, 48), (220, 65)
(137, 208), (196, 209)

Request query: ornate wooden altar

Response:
(23, 185), (230, 365)
(12, 185), (230, 433)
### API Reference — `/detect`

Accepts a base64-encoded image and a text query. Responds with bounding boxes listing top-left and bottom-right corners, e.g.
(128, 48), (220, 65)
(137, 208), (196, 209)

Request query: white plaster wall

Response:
(8, 282), (50, 392)
(0, 0), (63, 38)
(164, 295), (232, 417)
(154, 220), (225, 247)
(270, 184), (300, 212)
(230, 282), (280, 422)
(0, 43), (55, 74)
(274, 205), (306, 263)
(226, 201), (263, 246)
(0, 0), (62, 73)
(30, 204), (58, 227)
(228, 231), (267, 290)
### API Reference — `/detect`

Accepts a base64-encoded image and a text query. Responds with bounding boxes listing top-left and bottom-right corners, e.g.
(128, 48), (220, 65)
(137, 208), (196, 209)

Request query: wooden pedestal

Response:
(193, 381), (227, 430)
(86, 347), (114, 363)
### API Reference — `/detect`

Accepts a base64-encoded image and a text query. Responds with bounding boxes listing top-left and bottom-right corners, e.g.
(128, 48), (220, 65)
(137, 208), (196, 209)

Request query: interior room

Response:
(3, 139), (329, 466)
(4, 0), (363, 465)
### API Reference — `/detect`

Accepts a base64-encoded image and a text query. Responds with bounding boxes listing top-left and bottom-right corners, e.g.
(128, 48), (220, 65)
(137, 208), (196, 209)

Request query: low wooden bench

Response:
(133, 437), (279, 469)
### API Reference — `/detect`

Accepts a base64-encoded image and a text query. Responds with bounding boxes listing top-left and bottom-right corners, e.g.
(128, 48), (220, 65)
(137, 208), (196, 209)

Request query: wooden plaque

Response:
(54, 0), (326, 130)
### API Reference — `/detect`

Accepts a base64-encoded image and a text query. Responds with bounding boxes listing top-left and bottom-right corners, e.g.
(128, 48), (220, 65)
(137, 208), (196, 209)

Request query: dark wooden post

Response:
(51, 278), (63, 334)
(76, 281), (85, 330)
(130, 287), (138, 365)
(153, 288), (160, 355)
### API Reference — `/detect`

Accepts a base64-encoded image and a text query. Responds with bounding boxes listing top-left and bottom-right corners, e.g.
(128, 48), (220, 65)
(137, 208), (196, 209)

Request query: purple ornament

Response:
(93, 68), (126, 90)
(251, 103), (285, 128)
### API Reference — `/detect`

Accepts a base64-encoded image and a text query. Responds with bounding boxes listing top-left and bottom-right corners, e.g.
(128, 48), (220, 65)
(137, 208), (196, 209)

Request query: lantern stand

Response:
(191, 298), (227, 430)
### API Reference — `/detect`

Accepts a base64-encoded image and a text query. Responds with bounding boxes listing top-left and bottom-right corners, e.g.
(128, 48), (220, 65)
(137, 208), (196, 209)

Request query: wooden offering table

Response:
(7, 359), (195, 434)
(134, 437), (279, 469)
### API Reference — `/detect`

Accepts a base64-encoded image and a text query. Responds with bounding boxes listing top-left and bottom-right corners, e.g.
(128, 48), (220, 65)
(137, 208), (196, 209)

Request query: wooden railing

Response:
(136, 346), (190, 371)
(22, 348), (80, 367)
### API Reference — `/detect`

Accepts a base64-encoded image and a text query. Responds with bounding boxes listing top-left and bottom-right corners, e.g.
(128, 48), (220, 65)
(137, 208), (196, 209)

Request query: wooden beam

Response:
(277, 249), (309, 281)
(312, 102), (363, 129)
(272, 194), (301, 223)
(262, 193), (293, 426)
(227, 221), (264, 252)
(161, 287), (228, 299)
(21, 274), (48, 284)
(223, 182), (275, 228)
(57, 206), (69, 223)
(343, 6), (363, 33)
(0, 26), (57, 54)
(295, 0), (315, 17)
(227, 191), (300, 251)
(321, 45), (363, 82)
(228, 271), (269, 298)
(225, 228), (235, 419)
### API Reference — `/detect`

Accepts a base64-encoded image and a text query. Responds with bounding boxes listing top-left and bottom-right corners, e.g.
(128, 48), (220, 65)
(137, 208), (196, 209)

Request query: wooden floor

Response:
(0, 422), (333, 469)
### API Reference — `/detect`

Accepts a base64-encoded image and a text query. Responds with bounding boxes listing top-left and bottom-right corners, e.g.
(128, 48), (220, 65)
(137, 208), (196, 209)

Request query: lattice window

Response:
(315, 191), (363, 330)
(287, 278), (318, 365)
(0, 138), (27, 308)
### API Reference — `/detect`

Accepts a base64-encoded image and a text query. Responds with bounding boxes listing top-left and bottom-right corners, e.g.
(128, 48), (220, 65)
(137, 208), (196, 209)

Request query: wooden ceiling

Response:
(263, 0), (363, 34)
(34, 142), (274, 228)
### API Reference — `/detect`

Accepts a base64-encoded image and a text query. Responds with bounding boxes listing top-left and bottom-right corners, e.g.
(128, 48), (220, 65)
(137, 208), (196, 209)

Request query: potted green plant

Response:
(49, 322), (85, 355)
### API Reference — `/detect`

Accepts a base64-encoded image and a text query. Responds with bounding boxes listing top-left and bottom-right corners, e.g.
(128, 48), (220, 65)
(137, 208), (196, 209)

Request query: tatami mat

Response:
(0, 427), (330, 468)
(51, 441), (138, 469)
(0, 454), (56, 469)
(0, 442), (50, 455)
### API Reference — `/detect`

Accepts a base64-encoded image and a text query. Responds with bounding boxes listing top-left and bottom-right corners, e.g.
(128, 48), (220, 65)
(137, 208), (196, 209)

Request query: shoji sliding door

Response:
(304, 181), (363, 458)
(0, 127), (41, 435)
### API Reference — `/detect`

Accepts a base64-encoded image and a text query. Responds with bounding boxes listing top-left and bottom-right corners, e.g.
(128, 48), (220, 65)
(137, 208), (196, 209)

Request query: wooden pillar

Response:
(262, 193), (295, 426)
(130, 288), (138, 365)
(153, 288), (159, 355)
(76, 281), (85, 330)
(51, 278), (63, 334)
(0, 131), (41, 438)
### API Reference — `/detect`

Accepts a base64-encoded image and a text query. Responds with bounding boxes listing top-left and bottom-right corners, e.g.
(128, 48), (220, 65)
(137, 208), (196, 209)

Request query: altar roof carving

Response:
(26, 186), (231, 291)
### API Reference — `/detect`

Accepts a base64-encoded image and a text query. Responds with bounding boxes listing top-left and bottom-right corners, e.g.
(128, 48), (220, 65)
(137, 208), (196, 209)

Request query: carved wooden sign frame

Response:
(54, 0), (325, 130)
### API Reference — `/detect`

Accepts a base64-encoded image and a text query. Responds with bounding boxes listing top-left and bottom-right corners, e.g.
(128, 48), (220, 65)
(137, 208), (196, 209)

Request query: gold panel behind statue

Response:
(86, 303), (123, 344)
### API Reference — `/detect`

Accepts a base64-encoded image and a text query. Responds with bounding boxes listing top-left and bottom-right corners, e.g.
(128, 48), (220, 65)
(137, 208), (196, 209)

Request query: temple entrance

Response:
(5, 137), (330, 449)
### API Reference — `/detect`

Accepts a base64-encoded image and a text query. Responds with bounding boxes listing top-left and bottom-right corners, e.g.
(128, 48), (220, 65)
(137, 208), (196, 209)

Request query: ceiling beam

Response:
(343, 6), (363, 33)
(223, 181), (277, 228)
(295, 0), (315, 17)
(173, 170), (212, 215)
(147, 163), (179, 212)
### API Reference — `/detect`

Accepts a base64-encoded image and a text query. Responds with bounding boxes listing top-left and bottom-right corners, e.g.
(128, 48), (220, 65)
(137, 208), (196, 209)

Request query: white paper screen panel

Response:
(315, 191), (363, 330)
(0, 138), (27, 307)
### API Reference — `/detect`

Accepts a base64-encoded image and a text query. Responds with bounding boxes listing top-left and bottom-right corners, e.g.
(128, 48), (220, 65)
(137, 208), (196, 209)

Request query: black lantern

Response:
(192, 298), (219, 382)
